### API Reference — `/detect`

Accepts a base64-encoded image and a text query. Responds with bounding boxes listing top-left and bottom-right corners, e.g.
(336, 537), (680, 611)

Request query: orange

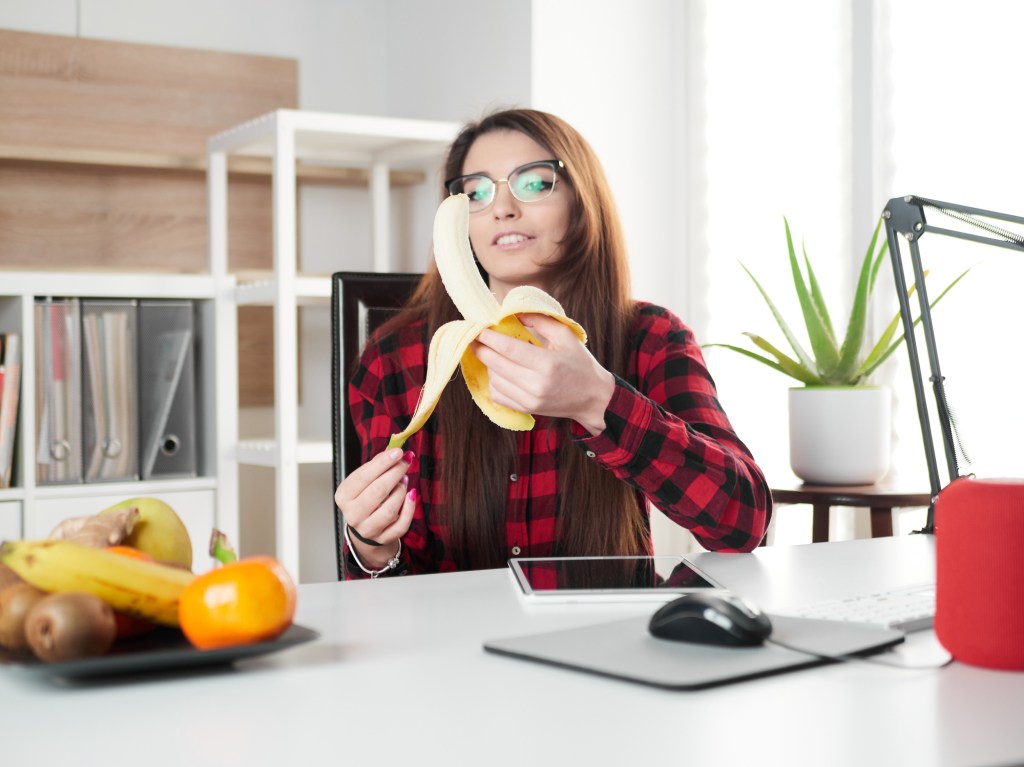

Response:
(178, 556), (297, 650)
(105, 545), (158, 638)
(106, 545), (152, 561)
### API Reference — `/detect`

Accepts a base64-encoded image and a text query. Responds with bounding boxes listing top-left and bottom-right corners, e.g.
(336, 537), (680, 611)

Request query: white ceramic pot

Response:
(788, 386), (892, 485)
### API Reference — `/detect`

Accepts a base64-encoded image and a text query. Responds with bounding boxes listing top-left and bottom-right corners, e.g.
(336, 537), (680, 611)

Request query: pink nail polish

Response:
(403, 450), (415, 464)
(408, 487), (418, 502)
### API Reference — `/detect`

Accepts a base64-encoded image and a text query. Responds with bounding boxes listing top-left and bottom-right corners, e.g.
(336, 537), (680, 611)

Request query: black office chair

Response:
(330, 271), (422, 579)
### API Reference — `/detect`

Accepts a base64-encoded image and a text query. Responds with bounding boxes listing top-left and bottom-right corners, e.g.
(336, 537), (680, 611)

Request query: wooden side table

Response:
(769, 478), (933, 543)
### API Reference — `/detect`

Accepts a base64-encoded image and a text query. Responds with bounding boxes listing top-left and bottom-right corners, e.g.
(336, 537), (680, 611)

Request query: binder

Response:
(35, 298), (83, 484)
(0, 332), (22, 488)
(137, 300), (197, 479)
(81, 300), (139, 482)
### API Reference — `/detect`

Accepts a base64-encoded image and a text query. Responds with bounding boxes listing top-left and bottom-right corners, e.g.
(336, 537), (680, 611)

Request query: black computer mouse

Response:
(648, 592), (773, 647)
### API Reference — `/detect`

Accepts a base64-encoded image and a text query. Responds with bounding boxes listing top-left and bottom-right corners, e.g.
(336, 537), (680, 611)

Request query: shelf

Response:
(0, 271), (222, 299)
(31, 477), (219, 500)
(235, 274), (332, 306)
(0, 274), (232, 556)
(0, 143), (427, 187)
(208, 109), (458, 166)
(236, 439), (332, 467)
(210, 109), (458, 579)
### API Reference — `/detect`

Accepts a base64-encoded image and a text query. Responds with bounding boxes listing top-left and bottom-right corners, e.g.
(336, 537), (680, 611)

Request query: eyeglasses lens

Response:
(509, 164), (557, 203)
(460, 176), (495, 211)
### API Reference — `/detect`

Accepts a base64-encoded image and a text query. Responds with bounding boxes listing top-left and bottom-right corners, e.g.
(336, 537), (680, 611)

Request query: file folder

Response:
(35, 298), (83, 484)
(81, 300), (139, 482)
(137, 300), (197, 479)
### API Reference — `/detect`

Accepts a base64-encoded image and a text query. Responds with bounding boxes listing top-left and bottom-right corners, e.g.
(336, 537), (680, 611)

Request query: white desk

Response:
(2, 536), (1022, 767)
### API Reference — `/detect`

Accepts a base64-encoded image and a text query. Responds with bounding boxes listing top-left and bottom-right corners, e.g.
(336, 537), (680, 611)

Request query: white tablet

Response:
(507, 555), (726, 603)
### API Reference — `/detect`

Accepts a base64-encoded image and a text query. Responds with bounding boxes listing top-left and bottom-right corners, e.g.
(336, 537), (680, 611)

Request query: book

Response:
(0, 332), (23, 489)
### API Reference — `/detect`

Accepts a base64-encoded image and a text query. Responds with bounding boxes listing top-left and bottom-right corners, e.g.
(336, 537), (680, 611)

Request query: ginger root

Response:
(48, 506), (140, 548)
(0, 563), (23, 593)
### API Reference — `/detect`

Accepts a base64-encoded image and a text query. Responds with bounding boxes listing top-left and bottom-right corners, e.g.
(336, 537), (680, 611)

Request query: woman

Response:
(334, 108), (771, 578)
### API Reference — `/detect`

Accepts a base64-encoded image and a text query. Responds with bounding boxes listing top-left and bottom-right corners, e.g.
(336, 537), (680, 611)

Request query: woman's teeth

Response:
(496, 233), (528, 246)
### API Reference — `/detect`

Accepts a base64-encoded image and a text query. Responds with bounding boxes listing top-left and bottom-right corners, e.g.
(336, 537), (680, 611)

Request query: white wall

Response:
(531, 0), (699, 555)
(381, 0), (532, 123)
(532, 0), (683, 314)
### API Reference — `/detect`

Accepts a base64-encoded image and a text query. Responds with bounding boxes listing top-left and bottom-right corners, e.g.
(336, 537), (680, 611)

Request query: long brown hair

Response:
(387, 109), (649, 569)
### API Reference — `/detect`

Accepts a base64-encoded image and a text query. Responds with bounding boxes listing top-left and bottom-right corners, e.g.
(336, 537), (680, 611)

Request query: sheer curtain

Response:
(695, 0), (1022, 542)
(699, 0), (852, 541)
(883, 0), (1024, 492)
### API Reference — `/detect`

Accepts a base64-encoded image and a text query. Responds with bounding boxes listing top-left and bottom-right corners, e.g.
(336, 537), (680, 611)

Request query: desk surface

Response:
(2, 536), (1022, 767)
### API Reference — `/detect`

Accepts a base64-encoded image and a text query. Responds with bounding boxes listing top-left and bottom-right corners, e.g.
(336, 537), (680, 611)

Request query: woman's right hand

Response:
(334, 447), (417, 569)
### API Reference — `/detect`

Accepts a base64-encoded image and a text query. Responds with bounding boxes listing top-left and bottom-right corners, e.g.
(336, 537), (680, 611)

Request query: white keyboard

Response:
(775, 582), (936, 633)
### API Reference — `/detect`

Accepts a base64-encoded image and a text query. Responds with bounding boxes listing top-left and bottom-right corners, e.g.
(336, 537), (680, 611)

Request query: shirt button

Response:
(511, 546), (521, 556)
(510, 473), (518, 482)
(585, 450), (596, 459)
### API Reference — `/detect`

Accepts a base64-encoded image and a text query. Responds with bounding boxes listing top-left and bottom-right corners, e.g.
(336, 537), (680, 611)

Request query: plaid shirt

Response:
(345, 302), (771, 578)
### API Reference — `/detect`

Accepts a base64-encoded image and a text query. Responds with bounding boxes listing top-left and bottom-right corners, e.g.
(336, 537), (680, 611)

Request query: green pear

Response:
(100, 498), (193, 570)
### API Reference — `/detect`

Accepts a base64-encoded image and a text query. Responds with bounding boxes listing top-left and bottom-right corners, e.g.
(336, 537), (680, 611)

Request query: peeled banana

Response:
(0, 539), (194, 627)
(388, 193), (587, 449)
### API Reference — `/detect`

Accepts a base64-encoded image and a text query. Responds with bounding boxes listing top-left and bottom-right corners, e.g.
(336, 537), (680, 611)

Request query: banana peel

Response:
(387, 194), (587, 449)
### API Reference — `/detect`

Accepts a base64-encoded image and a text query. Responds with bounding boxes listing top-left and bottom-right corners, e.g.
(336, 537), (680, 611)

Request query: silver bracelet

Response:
(344, 524), (402, 578)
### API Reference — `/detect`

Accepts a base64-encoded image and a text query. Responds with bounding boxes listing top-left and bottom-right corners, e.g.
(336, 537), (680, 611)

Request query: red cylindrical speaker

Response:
(935, 476), (1024, 670)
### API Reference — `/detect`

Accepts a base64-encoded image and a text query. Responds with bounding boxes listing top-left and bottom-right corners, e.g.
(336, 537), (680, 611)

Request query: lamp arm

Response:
(883, 209), (944, 532)
(883, 195), (1024, 534)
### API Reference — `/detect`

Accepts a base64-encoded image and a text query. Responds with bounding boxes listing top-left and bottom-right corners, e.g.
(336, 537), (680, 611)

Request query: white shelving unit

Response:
(207, 109), (458, 577)
(0, 271), (237, 573)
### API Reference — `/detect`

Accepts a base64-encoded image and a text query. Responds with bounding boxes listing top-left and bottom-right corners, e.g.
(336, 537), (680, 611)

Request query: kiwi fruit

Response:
(0, 563), (23, 593)
(25, 592), (117, 663)
(0, 583), (47, 654)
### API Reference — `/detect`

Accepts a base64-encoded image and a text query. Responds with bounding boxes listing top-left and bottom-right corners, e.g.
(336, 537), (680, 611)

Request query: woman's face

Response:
(459, 130), (571, 300)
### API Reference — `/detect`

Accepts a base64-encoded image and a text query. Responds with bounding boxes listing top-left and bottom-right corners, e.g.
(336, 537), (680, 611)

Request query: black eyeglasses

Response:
(445, 160), (565, 212)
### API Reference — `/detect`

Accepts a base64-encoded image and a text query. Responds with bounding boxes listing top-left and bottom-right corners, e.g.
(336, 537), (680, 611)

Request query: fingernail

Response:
(408, 487), (418, 502)
(403, 450), (415, 464)
(388, 447), (403, 460)
(401, 474), (409, 486)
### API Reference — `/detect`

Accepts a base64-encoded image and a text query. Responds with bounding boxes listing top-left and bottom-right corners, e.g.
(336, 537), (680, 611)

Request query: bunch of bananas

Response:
(0, 496), (199, 663)
(1, 539), (193, 627)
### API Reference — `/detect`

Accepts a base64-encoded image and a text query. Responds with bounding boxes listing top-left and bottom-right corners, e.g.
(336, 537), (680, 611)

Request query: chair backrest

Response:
(330, 270), (422, 579)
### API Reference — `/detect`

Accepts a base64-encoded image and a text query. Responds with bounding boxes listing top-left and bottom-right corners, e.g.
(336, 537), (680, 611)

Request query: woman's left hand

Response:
(471, 313), (615, 435)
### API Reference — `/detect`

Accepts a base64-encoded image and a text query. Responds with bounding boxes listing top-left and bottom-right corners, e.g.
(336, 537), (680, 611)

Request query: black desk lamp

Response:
(883, 195), (1024, 532)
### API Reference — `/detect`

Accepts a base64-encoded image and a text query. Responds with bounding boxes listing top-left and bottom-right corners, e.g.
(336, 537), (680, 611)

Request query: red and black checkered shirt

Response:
(345, 302), (771, 578)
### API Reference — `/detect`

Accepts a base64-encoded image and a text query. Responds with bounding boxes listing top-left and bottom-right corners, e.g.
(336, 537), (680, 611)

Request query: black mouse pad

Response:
(483, 615), (904, 690)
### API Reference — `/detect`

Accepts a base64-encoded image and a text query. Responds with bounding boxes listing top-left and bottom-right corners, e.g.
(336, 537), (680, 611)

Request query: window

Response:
(699, 0), (1021, 538)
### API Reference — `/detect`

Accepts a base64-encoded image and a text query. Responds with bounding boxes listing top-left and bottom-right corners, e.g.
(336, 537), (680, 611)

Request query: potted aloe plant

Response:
(708, 217), (968, 485)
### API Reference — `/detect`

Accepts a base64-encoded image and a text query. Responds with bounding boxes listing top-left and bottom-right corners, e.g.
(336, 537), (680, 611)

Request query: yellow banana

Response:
(0, 539), (194, 627)
(388, 194), (587, 449)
